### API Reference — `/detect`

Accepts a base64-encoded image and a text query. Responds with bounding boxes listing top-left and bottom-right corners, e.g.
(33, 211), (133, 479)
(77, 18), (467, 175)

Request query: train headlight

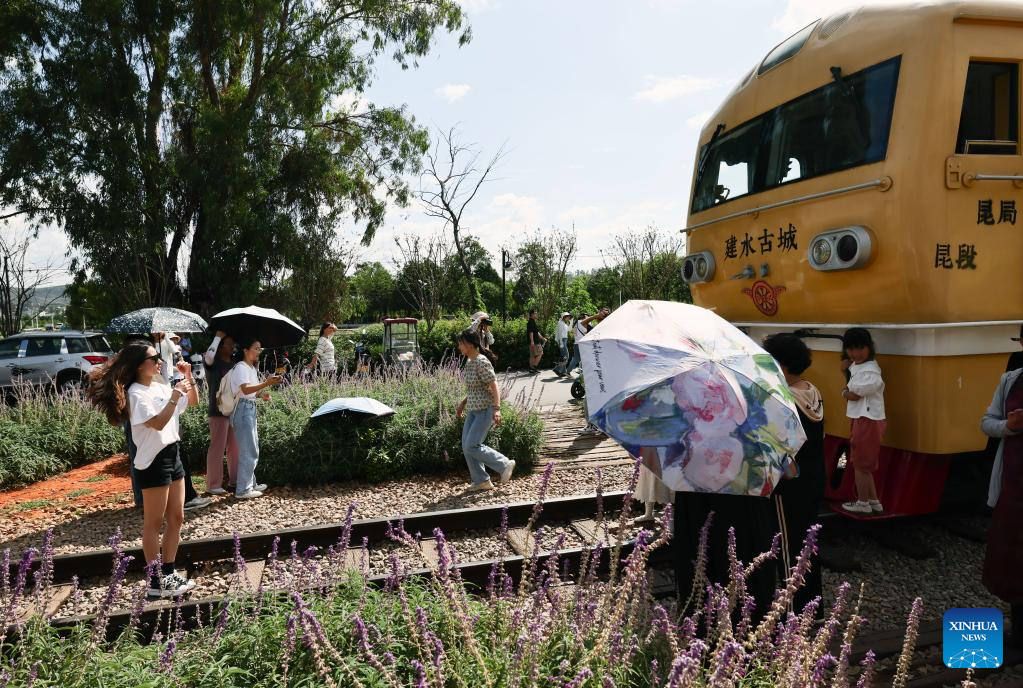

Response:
(807, 226), (873, 272)
(810, 238), (832, 266)
(682, 251), (716, 284)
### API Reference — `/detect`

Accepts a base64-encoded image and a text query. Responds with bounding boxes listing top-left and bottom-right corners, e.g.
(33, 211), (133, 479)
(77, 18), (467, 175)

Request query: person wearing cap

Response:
(553, 312), (573, 377)
(980, 324), (1023, 648)
(470, 311), (497, 362)
(151, 332), (177, 385)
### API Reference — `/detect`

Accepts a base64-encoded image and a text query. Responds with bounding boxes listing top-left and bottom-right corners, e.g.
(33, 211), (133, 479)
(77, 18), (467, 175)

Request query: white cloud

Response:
(686, 110), (712, 130)
(633, 75), (721, 104)
(331, 92), (370, 115)
(434, 83), (472, 103)
(772, 0), (905, 35)
(457, 0), (499, 12)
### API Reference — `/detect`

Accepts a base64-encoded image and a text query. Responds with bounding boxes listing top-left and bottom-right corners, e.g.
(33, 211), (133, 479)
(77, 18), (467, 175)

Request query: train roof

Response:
(697, 0), (1023, 151)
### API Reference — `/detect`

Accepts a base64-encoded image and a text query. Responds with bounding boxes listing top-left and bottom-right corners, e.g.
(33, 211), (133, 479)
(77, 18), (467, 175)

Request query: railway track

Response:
(7, 487), (1021, 687)
(10, 491), (667, 642)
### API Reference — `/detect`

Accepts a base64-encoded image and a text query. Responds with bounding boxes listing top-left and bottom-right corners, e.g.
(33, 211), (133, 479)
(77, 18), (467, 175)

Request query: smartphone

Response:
(275, 366), (286, 375)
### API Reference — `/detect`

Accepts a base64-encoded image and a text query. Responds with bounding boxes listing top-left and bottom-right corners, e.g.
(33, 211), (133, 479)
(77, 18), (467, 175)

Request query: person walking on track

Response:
(456, 328), (515, 493)
(88, 341), (199, 598)
(981, 324), (1023, 648)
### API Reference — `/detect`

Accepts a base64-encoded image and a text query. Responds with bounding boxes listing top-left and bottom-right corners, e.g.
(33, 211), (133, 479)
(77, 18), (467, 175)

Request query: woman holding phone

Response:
(88, 342), (199, 597)
(229, 338), (284, 499)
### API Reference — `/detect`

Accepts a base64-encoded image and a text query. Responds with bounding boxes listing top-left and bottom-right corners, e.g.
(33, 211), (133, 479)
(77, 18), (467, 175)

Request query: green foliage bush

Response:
(309, 317), (570, 373)
(179, 363), (544, 485)
(0, 388), (124, 490)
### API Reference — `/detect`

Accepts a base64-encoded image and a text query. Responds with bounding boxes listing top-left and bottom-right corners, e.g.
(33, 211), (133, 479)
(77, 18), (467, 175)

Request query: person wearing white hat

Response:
(553, 312), (573, 377)
(470, 311), (497, 362)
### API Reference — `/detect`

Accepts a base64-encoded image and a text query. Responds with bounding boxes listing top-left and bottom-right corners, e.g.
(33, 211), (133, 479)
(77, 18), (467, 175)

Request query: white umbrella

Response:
(209, 306), (305, 347)
(578, 300), (806, 496)
(311, 397), (396, 420)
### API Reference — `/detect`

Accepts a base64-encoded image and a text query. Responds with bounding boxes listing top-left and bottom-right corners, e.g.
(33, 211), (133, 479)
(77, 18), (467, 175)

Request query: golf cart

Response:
(382, 318), (420, 368)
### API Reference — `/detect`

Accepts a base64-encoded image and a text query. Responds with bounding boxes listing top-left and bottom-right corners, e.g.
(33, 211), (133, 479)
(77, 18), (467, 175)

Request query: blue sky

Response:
(19, 0), (890, 282)
(356, 0), (898, 271)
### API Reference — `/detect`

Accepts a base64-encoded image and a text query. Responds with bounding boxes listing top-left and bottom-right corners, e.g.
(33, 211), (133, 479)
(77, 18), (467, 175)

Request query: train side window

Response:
(956, 61), (1019, 155)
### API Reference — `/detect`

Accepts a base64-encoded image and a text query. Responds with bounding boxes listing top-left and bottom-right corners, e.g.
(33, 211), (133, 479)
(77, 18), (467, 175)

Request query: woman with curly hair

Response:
(88, 339), (199, 598)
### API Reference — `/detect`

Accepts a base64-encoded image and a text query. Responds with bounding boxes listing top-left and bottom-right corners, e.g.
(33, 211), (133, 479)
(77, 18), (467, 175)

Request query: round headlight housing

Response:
(811, 238), (832, 266)
(681, 251), (716, 284)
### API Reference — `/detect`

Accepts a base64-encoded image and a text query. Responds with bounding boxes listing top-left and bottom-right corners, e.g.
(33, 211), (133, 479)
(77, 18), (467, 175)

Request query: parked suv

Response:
(0, 331), (114, 392)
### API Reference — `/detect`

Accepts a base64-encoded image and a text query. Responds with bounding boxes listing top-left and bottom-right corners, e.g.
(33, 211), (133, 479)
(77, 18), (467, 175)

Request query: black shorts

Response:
(136, 442), (185, 490)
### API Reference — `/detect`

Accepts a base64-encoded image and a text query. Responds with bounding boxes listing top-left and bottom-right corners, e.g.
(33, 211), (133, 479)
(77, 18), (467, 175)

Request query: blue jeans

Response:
(554, 339), (569, 374)
(462, 407), (512, 485)
(566, 343), (581, 375)
(230, 400), (260, 495)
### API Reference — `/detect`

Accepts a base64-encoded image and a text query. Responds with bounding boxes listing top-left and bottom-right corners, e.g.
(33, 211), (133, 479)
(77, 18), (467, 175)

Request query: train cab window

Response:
(692, 56), (901, 214)
(956, 61), (1019, 155)
(692, 118), (764, 211)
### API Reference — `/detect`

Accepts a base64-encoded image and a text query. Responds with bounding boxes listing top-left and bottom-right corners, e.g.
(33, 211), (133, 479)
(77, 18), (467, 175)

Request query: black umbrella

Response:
(208, 306), (306, 347)
(105, 307), (208, 334)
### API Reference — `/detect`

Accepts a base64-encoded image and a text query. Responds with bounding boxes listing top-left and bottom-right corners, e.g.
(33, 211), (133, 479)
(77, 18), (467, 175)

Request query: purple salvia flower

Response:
(353, 614), (397, 683)
(855, 650), (876, 688)
(892, 598), (924, 688)
(526, 462), (555, 533)
(411, 659), (429, 688)
(23, 661), (40, 688)
(603, 678), (616, 688)
(810, 653), (836, 687)
(564, 667), (593, 688)
(707, 640), (744, 687)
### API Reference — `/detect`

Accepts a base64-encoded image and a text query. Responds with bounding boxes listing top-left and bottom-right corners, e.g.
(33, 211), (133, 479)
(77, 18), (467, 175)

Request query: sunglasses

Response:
(145, 354), (161, 364)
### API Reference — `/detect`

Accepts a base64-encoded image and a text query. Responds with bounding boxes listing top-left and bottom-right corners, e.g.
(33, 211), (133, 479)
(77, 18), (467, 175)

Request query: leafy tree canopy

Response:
(0, 0), (468, 317)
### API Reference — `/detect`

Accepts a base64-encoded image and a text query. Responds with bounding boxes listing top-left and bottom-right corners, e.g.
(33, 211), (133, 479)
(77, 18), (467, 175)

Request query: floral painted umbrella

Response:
(577, 300), (806, 497)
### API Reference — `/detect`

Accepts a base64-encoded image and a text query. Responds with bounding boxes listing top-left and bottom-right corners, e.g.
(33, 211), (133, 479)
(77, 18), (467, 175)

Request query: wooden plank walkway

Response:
(535, 406), (633, 472)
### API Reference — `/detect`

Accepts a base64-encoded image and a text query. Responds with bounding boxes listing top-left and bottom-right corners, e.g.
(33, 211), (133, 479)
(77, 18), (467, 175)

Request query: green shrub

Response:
(0, 387), (125, 490)
(312, 318), (568, 372)
(179, 363), (544, 485)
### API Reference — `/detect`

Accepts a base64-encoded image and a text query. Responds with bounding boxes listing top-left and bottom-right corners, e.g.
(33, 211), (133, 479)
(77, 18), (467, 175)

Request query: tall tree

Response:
(513, 228), (577, 323)
(271, 227), (354, 332)
(393, 234), (449, 332)
(603, 226), (691, 304)
(0, 228), (64, 335)
(0, 0), (468, 315)
(441, 235), (496, 313)
(348, 261), (396, 322)
(417, 127), (505, 313)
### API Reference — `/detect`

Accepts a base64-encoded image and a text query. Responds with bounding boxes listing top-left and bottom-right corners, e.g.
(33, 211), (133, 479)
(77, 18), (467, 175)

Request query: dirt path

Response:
(0, 455), (136, 523)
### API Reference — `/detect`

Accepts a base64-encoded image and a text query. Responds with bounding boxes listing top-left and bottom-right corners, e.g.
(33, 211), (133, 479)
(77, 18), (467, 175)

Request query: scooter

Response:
(570, 372), (585, 400)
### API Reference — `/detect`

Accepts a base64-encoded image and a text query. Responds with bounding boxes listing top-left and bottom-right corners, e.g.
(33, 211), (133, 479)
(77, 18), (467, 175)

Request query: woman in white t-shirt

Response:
(87, 340), (199, 599)
(229, 338), (284, 499)
(307, 322), (338, 377)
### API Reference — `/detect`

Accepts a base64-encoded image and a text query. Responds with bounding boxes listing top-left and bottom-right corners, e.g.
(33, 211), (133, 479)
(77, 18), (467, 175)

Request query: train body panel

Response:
(683, 1), (1023, 471)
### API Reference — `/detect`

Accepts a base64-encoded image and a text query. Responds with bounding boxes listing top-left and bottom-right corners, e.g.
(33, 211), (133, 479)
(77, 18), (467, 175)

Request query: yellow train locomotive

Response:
(682, 0), (1023, 516)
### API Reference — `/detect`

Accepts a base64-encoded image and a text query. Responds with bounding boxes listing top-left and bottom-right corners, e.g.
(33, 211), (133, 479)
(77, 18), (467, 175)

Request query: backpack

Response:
(216, 365), (239, 415)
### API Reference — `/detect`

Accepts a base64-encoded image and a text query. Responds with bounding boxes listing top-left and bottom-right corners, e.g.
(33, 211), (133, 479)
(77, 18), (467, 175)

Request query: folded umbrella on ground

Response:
(311, 397), (396, 420)
(105, 307), (208, 335)
(577, 299), (806, 497)
(208, 306), (305, 347)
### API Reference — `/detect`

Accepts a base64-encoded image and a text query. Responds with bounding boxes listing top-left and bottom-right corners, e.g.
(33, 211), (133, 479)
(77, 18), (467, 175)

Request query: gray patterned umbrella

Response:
(105, 307), (208, 334)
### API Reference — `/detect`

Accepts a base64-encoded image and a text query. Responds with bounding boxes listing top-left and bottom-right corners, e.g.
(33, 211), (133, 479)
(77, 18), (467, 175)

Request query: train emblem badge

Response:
(742, 280), (786, 316)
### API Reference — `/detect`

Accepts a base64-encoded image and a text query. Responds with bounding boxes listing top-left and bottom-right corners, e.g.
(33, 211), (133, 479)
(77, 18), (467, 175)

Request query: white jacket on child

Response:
(846, 360), (886, 420)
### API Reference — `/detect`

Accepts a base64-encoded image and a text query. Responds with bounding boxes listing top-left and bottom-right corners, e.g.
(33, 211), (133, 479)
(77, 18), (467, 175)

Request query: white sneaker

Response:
(867, 500), (884, 514)
(236, 490), (264, 500)
(147, 572), (196, 599)
(207, 487), (228, 496)
(499, 461), (516, 485)
(466, 480), (495, 493)
(183, 496), (212, 511)
(841, 500), (873, 514)
(253, 483), (268, 493)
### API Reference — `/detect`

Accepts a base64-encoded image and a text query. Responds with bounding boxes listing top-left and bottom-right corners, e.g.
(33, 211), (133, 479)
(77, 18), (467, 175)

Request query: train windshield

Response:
(692, 56), (901, 214)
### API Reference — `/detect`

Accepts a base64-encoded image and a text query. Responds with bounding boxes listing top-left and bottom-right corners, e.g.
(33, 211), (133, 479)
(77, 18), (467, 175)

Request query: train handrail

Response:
(681, 176), (893, 234)
(963, 172), (1023, 188)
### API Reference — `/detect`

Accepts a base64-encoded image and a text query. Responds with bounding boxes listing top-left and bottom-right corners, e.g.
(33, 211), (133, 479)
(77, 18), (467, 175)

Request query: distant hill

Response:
(25, 284), (71, 312)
